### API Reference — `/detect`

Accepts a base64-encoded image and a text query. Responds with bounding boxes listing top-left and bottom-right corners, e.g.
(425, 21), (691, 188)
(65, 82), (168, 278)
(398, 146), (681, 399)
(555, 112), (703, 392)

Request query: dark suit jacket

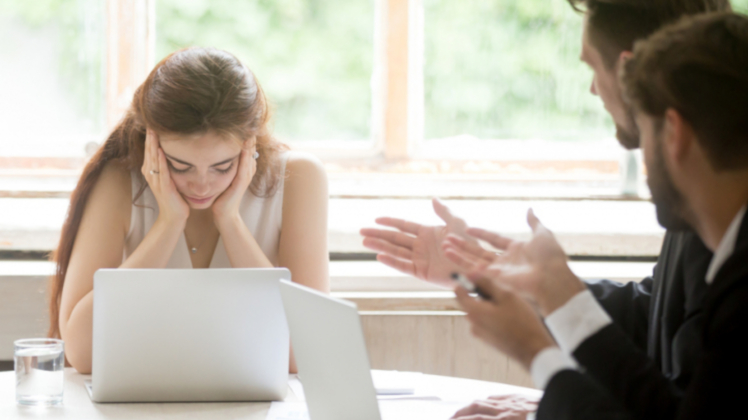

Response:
(586, 230), (711, 392)
(537, 211), (748, 419)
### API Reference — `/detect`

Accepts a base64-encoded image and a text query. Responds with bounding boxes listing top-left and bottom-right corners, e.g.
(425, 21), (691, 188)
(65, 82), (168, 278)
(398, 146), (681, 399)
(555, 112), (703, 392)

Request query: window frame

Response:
(2, 0), (638, 200)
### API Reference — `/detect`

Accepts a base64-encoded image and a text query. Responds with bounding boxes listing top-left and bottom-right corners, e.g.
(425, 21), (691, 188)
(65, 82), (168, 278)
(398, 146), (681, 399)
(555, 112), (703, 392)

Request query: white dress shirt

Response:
(529, 205), (746, 389)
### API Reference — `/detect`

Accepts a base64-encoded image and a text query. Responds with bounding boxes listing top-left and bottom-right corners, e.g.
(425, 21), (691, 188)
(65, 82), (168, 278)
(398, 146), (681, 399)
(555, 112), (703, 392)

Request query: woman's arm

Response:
(277, 153), (330, 373)
(59, 162), (188, 373)
(59, 162), (131, 373)
(277, 152), (330, 291)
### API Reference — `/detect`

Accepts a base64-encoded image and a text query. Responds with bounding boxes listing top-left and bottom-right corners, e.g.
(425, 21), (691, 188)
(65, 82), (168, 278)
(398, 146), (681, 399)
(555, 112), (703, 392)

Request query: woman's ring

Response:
(149, 170), (159, 175)
(253, 152), (259, 160)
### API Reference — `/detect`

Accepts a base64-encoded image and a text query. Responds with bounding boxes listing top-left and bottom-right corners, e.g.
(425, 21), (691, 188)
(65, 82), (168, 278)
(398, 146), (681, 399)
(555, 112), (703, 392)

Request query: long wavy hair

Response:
(48, 47), (288, 338)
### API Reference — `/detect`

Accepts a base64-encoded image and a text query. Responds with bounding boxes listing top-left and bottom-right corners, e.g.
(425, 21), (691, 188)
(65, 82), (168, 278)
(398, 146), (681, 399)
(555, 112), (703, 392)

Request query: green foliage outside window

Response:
(424, 0), (748, 141)
(156, 0), (375, 142)
(0, 0), (105, 141)
(3, 0), (748, 146)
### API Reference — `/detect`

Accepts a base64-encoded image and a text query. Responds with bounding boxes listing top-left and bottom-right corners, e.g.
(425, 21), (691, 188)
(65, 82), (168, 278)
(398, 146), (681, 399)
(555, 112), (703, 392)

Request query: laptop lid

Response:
(92, 268), (290, 403)
(279, 280), (381, 420)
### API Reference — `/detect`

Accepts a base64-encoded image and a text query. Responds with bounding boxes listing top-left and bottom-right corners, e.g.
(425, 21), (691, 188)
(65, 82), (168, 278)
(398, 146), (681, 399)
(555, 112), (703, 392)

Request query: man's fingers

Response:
(374, 217), (421, 235)
(360, 228), (415, 249)
(432, 198), (454, 223)
(444, 235), (496, 263)
(470, 275), (514, 304)
(443, 246), (480, 271)
(362, 237), (414, 260)
(376, 254), (416, 277)
(445, 234), (497, 261)
(527, 208), (544, 233)
(465, 228), (513, 251)
(454, 285), (496, 326)
(450, 400), (503, 418)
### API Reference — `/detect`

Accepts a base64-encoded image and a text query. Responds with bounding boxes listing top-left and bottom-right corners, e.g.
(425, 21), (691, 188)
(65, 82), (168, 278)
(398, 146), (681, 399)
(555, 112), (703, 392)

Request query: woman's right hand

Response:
(141, 129), (190, 226)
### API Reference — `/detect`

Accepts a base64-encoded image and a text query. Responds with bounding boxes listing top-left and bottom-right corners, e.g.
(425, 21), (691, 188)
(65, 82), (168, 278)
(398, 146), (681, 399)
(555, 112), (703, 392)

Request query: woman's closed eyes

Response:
(166, 159), (235, 175)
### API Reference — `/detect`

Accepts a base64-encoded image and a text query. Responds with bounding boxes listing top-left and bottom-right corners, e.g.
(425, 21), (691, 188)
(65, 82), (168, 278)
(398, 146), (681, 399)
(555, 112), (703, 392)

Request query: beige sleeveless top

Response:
(123, 152), (290, 268)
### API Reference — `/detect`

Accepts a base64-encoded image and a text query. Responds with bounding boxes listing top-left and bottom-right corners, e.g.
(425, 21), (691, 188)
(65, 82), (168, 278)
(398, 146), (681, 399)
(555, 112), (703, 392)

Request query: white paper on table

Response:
(288, 377), (305, 400)
(289, 371), (440, 402)
(371, 370), (421, 395)
(266, 400), (466, 420)
(266, 402), (309, 420)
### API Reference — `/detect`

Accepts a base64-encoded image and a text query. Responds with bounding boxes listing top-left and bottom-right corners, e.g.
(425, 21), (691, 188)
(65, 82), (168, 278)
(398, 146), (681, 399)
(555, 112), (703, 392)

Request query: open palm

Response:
(360, 199), (493, 288)
(444, 209), (586, 316)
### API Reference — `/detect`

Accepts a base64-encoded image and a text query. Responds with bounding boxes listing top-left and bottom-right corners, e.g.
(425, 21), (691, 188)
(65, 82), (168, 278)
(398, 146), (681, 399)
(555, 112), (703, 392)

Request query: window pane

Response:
(0, 0), (105, 157)
(423, 0), (611, 142)
(736, 0), (748, 13)
(156, 0), (375, 142)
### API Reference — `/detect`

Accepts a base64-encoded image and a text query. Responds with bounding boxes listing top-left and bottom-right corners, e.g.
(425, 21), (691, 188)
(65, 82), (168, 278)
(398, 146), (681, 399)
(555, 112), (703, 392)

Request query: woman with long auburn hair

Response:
(50, 47), (330, 374)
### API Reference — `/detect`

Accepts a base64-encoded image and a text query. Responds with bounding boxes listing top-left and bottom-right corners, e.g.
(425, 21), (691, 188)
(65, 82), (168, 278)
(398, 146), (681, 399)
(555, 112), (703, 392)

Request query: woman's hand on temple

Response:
(212, 146), (257, 230)
(141, 129), (190, 226)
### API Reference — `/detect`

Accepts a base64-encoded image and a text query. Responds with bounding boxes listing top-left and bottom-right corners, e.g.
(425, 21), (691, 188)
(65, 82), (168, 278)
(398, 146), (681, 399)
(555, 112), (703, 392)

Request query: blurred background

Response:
(1, 0), (691, 156)
(4, 0), (738, 379)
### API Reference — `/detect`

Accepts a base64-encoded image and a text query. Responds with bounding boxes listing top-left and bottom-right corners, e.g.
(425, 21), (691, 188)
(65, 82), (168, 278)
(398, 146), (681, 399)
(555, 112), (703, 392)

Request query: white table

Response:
(0, 368), (541, 419)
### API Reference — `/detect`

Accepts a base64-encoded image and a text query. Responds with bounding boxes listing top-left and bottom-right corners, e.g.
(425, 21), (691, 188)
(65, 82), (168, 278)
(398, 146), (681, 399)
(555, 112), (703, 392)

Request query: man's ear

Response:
(663, 108), (694, 165)
(616, 51), (634, 70)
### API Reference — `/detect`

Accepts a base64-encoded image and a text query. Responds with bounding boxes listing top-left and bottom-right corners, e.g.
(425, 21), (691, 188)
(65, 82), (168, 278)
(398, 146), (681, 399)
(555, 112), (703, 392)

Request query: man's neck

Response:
(689, 174), (748, 251)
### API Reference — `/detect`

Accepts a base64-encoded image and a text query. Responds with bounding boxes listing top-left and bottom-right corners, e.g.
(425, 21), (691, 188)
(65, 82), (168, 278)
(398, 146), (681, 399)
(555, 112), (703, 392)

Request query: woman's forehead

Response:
(159, 131), (243, 165)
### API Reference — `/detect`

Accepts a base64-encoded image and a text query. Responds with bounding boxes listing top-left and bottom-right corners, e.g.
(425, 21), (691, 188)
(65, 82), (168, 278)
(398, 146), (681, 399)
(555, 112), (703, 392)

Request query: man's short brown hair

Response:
(622, 12), (748, 170)
(568, 0), (732, 68)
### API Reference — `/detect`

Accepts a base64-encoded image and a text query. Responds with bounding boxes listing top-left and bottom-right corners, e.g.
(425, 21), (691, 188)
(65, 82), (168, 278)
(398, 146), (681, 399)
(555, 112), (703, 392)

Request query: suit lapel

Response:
(703, 210), (748, 323)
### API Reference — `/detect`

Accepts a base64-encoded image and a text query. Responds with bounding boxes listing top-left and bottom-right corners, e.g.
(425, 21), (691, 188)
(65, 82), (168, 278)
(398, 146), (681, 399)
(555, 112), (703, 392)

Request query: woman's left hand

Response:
(212, 146), (257, 229)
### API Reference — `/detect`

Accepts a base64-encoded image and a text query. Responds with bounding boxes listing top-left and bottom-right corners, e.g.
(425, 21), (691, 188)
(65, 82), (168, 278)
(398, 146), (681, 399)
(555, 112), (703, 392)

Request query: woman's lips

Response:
(186, 195), (214, 204)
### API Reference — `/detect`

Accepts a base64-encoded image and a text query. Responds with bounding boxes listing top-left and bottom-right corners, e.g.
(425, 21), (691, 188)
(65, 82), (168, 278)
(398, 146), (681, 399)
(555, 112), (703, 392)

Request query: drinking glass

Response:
(14, 339), (65, 407)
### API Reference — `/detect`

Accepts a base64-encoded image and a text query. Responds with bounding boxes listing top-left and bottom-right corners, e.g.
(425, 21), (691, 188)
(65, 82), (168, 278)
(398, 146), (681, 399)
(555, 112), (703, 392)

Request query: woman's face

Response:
(158, 130), (245, 210)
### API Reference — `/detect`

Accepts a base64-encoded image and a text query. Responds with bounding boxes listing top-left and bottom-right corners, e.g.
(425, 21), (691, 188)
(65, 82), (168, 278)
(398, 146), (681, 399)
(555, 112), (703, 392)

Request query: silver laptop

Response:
(279, 280), (381, 420)
(88, 268), (290, 403)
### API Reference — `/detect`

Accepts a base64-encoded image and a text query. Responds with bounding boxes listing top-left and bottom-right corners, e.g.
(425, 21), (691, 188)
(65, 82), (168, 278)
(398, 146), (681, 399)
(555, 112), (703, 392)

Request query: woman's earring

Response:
(252, 151), (260, 160)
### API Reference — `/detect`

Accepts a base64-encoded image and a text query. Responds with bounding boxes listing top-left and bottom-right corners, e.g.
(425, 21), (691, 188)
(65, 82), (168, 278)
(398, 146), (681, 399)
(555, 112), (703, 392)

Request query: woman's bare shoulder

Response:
(282, 151), (328, 209)
(94, 160), (132, 200)
(85, 160), (133, 231)
(284, 151), (326, 182)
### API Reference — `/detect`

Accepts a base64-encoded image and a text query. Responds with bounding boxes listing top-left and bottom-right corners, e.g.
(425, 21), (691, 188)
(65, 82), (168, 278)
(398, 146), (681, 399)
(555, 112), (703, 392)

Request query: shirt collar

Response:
(705, 205), (747, 285)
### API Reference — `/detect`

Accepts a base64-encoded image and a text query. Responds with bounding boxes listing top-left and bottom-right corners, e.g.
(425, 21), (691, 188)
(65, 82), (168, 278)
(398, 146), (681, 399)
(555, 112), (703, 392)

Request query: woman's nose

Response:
(189, 175), (211, 196)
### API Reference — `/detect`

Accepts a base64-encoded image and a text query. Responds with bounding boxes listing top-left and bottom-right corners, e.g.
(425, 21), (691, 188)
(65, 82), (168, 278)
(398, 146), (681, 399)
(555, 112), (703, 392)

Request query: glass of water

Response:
(14, 339), (65, 407)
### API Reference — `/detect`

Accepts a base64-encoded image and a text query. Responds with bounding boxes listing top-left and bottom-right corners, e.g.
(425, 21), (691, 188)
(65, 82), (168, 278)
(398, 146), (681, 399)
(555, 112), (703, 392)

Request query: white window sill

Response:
(0, 197), (664, 257)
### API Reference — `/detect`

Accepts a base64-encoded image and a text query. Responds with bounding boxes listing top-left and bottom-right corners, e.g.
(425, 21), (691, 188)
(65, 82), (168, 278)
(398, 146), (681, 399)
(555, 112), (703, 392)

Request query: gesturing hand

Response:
(451, 394), (540, 420)
(454, 276), (556, 370)
(444, 209), (586, 317)
(360, 198), (495, 288)
(141, 129), (190, 226)
(212, 146), (257, 229)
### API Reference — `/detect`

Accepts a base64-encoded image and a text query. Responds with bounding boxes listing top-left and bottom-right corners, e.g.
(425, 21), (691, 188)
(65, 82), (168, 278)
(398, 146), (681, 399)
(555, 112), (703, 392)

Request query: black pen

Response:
(451, 272), (491, 301)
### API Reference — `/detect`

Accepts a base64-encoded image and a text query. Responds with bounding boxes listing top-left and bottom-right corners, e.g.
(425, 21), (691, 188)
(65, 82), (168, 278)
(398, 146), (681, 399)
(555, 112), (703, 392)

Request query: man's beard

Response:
(615, 107), (640, 150)
(647, 135), (692, 231)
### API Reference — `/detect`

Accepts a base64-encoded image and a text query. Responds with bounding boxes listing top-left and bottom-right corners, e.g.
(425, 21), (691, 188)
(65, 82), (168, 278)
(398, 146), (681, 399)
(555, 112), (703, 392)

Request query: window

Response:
(9, 0), (747, 260)
(156, 0), (375, 145)
(422, 0), (610, 147)
(0, 0), (105, 158)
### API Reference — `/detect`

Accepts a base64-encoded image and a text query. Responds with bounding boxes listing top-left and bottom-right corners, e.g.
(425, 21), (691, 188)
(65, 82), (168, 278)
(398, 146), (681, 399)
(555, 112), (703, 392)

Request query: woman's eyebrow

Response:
(210, 154), (241, 167)
(164, 154), (193, 166)
(163, 153), (240, 167)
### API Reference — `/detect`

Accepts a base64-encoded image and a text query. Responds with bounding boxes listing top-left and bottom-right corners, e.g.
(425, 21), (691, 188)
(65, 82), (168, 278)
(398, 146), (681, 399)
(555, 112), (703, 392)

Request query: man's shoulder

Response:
(658, 229), (712, 271)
